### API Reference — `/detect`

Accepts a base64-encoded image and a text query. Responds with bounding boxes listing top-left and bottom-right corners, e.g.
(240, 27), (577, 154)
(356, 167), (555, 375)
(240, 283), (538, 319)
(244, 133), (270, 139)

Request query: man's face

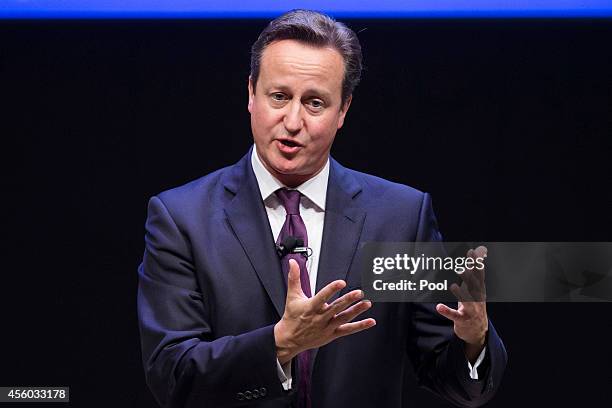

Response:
(248, 39), (351, 187)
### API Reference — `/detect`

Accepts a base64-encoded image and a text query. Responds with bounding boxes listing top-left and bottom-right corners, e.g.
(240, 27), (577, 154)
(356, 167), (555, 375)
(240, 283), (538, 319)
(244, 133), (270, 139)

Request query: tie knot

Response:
(276, 188), (301, 215)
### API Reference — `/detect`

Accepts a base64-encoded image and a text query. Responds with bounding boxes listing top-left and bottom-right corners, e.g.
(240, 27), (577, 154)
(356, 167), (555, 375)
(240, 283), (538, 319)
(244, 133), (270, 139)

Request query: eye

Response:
(307, 99), (325, 110)
(271, 92), (288, 102)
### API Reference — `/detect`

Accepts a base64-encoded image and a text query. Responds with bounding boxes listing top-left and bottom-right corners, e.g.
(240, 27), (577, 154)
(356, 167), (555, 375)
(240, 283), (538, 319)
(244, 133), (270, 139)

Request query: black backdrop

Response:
(1, 18), (611, 407)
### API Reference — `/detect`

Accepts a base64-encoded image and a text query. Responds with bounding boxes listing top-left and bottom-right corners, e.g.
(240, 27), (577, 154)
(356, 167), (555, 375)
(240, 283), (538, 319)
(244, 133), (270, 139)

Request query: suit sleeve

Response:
(405, 193), (507, 407)
(137, 196), (288, 408)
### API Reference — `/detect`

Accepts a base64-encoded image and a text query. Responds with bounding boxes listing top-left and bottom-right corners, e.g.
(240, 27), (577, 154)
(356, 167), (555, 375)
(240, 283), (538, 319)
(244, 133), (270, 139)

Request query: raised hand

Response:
(436, 246), (489, 363)
(274, 259), (376, 364)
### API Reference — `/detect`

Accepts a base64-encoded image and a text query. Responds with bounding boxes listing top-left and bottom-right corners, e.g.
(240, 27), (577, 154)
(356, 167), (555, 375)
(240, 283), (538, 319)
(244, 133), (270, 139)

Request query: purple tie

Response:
(275, 188), (312, 408)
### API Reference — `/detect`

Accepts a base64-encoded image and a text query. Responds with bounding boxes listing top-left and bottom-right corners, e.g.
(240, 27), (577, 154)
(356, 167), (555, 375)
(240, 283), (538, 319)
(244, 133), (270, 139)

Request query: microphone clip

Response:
(276, 236), (313, 259)
(290, 245), (313, 259)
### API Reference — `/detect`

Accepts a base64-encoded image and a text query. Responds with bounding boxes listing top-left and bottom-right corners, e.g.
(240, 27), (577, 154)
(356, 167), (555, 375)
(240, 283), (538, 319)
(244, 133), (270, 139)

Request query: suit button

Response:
(245, 391), (253, 400)
(252, 389), (260, 398)
(236, 392), (244, 401)
(260, 387), (267, 397)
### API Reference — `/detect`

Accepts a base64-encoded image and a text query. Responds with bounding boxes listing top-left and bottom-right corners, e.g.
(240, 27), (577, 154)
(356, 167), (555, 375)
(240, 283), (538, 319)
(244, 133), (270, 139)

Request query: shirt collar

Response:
(251, 145), (328, 211)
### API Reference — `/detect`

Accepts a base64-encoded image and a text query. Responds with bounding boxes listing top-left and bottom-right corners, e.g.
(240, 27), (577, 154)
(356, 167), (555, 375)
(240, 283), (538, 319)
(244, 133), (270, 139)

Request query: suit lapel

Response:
(315, 159), (366, 301)
(223, 151), (286, 318)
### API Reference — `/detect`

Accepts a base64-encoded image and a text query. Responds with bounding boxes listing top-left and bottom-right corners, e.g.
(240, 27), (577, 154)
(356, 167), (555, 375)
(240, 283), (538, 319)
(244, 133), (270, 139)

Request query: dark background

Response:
(1, 18), (611, 407)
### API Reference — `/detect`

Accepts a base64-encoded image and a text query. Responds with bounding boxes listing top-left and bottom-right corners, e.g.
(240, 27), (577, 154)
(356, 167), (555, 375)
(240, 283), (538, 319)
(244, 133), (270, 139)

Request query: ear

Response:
(337, 94), (353, 129)
(247, 76), (254, 113)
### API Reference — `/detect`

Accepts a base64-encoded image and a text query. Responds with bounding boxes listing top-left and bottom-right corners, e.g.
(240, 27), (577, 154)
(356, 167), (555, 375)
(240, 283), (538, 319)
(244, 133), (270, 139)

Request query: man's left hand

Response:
(436, 246), (489, 363)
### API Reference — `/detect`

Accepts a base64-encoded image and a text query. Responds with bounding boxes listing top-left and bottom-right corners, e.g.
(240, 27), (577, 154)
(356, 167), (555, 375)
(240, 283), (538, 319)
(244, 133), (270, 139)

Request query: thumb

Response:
(436, 303), (462, 322)
(287, 259), (304, 297)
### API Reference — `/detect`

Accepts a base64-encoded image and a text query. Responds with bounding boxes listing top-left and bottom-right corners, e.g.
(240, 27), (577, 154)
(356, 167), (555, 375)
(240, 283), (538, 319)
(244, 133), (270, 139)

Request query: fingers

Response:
(310, 279), (346, 309)
(451, 282), (475, 302)
(450, 282), (467, 300)
(474, 245), (488, 259)
(469, 246), (487, 275)
(286, 259), (305, 298)
(325, 289), (364, 315)
(448, 281), (487, 320)
(455, 247), (487, 301)
(471, 246), (487, 281)
(332, 299), (372, 325)
(436, 303), (463, 321)
(334, 318), (377, 338)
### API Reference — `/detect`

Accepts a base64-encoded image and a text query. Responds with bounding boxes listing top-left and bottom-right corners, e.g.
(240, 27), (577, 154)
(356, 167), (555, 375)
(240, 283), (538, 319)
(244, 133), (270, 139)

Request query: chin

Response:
(272, 164), (301, 176)
(270, 155), (298, 170)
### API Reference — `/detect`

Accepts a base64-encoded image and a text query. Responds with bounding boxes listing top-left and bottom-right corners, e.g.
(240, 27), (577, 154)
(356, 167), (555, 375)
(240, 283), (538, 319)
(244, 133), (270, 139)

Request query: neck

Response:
(274, 173), (313, 188)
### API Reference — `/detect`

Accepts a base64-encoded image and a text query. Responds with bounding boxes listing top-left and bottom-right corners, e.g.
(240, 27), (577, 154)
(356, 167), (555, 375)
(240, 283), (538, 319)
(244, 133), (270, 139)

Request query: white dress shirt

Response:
(251, 147), (328, 295)
(250, 146), (486, 390)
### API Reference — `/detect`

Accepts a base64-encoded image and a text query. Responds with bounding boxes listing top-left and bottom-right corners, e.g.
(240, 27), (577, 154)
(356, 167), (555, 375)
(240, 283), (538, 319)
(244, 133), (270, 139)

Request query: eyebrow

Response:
(267, 84), (333, 100)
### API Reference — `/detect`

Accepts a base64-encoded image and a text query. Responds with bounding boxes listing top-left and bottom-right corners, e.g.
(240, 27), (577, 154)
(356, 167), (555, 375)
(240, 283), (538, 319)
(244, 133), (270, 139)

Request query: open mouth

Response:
(279, 139), (300, 148)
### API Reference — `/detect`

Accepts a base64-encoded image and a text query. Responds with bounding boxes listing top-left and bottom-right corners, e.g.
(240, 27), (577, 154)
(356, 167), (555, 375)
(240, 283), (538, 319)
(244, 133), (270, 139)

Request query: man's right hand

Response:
(274, 259), (376, 365)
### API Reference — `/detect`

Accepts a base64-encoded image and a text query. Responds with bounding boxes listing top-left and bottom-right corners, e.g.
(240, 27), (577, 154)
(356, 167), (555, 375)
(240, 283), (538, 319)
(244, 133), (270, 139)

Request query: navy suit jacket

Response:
(138, 149), (507, 408)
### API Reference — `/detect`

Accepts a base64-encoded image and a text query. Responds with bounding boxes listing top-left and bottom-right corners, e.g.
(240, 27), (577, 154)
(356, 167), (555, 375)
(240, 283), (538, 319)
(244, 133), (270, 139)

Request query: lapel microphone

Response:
(276, 236), (313, 259)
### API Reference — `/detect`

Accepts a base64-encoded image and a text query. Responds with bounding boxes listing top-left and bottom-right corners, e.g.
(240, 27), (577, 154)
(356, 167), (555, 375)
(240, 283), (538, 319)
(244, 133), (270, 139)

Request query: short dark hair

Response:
(250, 9), (362, 104)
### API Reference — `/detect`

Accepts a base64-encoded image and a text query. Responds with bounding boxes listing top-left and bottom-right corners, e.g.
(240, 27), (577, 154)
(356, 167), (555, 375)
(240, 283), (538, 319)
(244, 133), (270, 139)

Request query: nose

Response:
(283, 100), (304, 134)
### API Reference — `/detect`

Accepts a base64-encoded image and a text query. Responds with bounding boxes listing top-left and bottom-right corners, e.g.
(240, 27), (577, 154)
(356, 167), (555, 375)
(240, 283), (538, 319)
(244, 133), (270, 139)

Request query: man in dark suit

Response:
(138, 9), (507, 408)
